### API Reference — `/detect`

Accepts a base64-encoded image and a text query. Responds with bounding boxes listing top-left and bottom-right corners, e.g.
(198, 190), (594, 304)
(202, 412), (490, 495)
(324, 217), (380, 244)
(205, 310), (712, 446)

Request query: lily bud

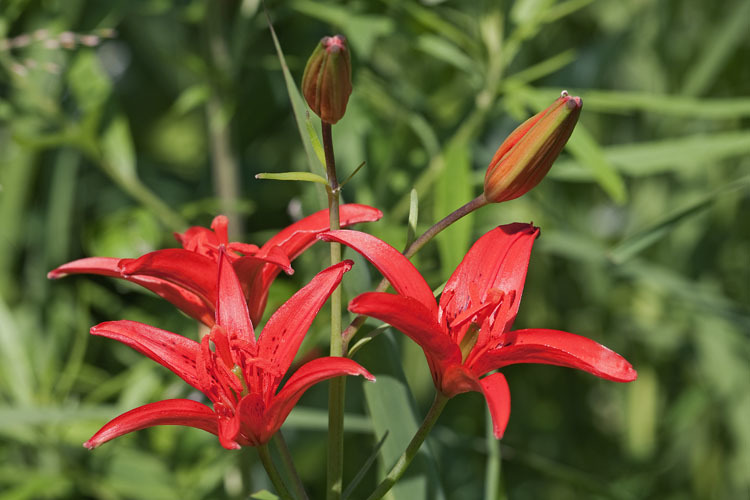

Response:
(301, 35), (352, 124)
(483, 91), (582, 203)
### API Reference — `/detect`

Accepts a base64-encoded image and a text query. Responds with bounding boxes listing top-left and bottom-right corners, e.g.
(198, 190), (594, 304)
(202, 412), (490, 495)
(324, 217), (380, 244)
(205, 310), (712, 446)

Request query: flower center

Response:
(459, 324), (480, 362)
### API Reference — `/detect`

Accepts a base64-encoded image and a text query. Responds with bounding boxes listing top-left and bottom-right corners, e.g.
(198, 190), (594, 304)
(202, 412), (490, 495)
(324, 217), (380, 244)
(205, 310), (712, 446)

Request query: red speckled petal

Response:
(479, 372), (511, 439)
(261, 204), (383, 260)
(258, 261), (352, 373)
(91, 320), (202, 390)
(470, 328), (637, 382)
(320, 230), (437, 313)
(348, 292), (461, 376)
(265, 357), (374, 442)
(440, 223), (538, 336)
(83, 399), (218, 449)
(216, 248), (255, 346)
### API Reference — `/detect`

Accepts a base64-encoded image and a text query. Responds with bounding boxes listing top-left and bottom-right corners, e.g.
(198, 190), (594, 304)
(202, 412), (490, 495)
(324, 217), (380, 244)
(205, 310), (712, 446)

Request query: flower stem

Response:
(273, 432), (309, 500)
(403, 194), (487, 259)
(365, 392), (450, 500)
(322, 121), (346, 500)
(257, 443), (295, 500)
(342, 194), (488, 348)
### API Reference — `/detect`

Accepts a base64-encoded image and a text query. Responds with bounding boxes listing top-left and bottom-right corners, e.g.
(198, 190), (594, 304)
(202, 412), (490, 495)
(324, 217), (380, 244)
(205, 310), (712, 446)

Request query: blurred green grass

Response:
(1, 0), (748, 499)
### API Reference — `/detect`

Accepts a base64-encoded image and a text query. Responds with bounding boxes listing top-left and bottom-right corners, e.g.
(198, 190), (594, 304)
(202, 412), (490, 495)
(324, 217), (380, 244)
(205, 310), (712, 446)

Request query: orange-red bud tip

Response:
(483, 91), (582, 203)
(301, 35), (352, 124)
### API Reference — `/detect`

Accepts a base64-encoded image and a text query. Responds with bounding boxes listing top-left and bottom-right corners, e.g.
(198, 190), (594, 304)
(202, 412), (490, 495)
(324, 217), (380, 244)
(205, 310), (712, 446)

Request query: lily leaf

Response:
(255, 172), (329, 185)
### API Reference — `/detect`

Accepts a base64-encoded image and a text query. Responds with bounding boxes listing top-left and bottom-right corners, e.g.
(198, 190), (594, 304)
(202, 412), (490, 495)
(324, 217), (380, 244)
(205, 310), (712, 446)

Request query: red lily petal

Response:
(83, 399), (218, 449)
(236, 393), (267, 446)
(228, 242), (262, 255)
(233, 246), (294, 325)
(211, 215), (230, 245)
(262, 204), (383, 260)
(253, 245), (294, 274)
(440, 223), (539, 337)
(47, 257), (122, 279)
(128, 276), (215, 326)
(216, 248), (255, 346)
(258, 260), (353, 375)
(469, 328), (638, 382)
(216, 408), (242, 450)
(479, 372), (511, 439)
(91, 321), (202, 390)
(439, 363), (483, 397)
(48, 257), (216, 325)
(254, 205), (383, 317)
(232, 259), (269, 327)
(265, 356), (374, 442)
(119, 249), (218, 308)
(320, 230), (437, 313)
(348, 292), (461, 376)
(175, 226), (219, 255)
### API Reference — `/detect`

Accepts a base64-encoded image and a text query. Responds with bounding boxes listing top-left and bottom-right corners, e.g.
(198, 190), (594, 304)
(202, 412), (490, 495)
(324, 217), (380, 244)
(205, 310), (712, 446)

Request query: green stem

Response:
(257, 443), (295, 500)
(205, 2), (243, 238)
(342, 194), (488, 349)
(322, 121), (345, 500)
(365, 393), (450, 500)
(273, 432), (309, 500)
(485, 407), (507, 500)
(403, 194), (487, 259)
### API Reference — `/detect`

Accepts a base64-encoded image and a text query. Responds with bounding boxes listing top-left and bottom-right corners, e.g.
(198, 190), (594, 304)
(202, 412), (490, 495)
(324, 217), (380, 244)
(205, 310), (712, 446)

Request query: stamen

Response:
(232, 365), (250, 397)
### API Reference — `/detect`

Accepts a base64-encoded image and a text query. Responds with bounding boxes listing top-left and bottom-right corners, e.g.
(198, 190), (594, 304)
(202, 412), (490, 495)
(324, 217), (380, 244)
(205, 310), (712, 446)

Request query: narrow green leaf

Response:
(255, 172), (329, 185)
(565, 124), (628, 204)
(417, 34), (477, 76)
(405, 189), (419, 249)
(402, 2), (479, 55)
(551, 131), (750, 180)
(681, 0), (750, 96)
(504, 49), (576, 87)
(305, 116), (327, 167)
(264, 9), (327, 189)
(609, 176), (750, 264)
(542, 0), (596, 23)
(250, 490), (280, 500)
(526, 87), (750, 119)
(340, 161), (367, 188)
(290, 0), (394, 56)
(342, 432), (389, 500)
(0, 405), (118, 429)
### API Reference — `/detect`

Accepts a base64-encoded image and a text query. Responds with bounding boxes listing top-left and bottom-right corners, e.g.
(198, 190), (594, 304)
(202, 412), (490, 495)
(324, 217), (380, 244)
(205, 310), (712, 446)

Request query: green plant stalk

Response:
(365, 392), (450, 500)
(322, 121), (345, 500)
(342, 194), (488, 349)
(274, 432), (309, 500)
(485, 407), (506, 500)
(257, 443), (295, 500)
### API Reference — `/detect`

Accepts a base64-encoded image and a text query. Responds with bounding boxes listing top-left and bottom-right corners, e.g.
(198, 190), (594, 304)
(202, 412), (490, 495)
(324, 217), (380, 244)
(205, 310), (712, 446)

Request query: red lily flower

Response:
(320, 224), (636, 438)
(84, 251), (374, 449)
(48, 204), (382, 326)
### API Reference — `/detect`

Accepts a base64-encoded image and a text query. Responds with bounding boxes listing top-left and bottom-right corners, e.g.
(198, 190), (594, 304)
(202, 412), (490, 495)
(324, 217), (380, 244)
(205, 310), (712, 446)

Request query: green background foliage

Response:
(1, 0), (748, 498)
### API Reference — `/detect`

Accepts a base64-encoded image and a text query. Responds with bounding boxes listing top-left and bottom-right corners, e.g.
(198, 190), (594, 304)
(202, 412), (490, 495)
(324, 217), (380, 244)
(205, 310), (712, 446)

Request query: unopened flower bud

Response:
(483, 91), (582, 203)
(301, 35), (352, 124)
